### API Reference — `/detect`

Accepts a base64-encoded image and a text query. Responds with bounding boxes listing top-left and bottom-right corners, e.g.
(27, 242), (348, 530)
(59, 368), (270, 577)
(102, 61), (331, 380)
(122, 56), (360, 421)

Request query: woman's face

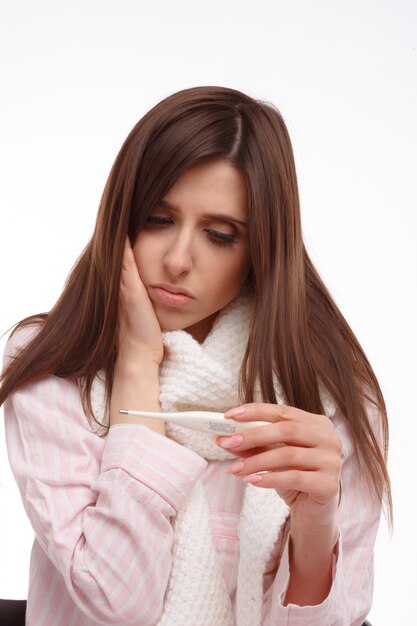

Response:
(133, 158), (251, 342)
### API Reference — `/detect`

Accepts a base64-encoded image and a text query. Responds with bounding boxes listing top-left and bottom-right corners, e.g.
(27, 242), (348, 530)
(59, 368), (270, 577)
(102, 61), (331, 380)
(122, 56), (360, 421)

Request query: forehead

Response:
(163, 159), (248, 217)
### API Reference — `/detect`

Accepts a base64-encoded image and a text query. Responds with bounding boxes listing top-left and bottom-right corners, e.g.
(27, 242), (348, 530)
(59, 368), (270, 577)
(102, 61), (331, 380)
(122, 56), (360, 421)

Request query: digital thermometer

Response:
(118, 409), (268, 435)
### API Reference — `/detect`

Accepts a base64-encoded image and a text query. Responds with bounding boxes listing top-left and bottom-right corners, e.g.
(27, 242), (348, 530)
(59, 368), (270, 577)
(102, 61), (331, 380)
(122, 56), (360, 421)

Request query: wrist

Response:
(117, 338), (163, 367)
(114, 357), (160, 379)
(289, 499), (339, 538)
(110, 358), (162, 431)
(290, 522), (339, 553)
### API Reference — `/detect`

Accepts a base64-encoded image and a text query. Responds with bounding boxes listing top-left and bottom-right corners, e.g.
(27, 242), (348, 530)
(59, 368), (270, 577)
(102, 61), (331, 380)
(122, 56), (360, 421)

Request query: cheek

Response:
(210, 251), (250, 293)
(228, 249), (250, 281)
(132, 236), (158, 275)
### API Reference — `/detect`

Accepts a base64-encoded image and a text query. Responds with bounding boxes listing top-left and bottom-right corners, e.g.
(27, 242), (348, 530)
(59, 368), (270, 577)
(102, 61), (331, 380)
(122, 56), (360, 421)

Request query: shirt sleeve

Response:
(3, 327), (208, 625)
(262, 401), (383, 626)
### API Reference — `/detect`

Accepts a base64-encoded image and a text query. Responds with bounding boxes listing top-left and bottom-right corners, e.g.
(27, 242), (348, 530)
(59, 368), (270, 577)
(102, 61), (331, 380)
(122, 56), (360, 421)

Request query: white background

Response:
(0, 1), (416, 623)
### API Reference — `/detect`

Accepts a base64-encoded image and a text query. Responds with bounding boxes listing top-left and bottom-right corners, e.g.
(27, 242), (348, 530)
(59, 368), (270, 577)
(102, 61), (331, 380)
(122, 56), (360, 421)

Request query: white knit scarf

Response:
(91, 289), (337, 626)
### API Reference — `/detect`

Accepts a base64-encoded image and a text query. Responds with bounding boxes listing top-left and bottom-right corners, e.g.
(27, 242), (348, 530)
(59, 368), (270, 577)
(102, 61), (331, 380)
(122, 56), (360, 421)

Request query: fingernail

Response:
(228, 461), (245, 473)
(242, 474), (262, 484)
(224, 407), (246, 418)
(219, 435), (243, 448)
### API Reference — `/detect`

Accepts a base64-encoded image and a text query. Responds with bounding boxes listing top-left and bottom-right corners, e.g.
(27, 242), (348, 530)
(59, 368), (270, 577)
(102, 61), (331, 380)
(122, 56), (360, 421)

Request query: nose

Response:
(163, 230), (194, 277)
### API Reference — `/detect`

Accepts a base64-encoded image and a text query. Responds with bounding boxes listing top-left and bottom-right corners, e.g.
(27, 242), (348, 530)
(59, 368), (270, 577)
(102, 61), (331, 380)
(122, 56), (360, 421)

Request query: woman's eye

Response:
(145, 216), (172, 227)
(144, 216), (237, 247)
(206, 229), (237, 247)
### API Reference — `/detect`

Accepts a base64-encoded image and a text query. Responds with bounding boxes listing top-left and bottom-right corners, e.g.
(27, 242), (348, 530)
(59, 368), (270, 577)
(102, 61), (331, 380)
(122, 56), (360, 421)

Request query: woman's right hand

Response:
(117, 237), (164, 367)
(109, 238), (164, 431)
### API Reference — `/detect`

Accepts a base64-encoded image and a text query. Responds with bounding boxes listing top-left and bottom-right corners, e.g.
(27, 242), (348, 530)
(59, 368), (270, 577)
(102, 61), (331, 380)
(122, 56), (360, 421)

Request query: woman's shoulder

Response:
(2, 322), (99, 431)
(3, 321), (42, 367)
(2, 321), (81, 403)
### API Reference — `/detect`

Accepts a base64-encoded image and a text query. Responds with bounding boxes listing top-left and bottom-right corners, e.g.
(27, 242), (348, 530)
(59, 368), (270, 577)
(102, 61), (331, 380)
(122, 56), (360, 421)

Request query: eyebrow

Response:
(156, 199), (248, 229)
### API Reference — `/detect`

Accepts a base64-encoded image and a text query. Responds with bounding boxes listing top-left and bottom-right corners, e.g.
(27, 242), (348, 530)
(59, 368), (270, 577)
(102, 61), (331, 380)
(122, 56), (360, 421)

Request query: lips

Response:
(150, 285), (194, 308)
(152, 284), (194, 298)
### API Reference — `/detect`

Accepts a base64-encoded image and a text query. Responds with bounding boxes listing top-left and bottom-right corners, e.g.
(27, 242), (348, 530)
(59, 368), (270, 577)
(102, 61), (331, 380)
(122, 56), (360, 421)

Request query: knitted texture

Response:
(155, 290), (291, 626)
(158, 288), (253, 460)
(91, 288), (337, 625)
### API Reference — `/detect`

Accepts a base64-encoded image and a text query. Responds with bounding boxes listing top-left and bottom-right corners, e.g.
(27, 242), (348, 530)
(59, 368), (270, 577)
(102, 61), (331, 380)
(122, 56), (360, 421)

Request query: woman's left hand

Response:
(214, 403), (343, 534)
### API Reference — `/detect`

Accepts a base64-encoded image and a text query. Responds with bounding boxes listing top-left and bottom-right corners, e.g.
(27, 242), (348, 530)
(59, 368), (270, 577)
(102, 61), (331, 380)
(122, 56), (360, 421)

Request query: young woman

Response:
(0, 85), (391, 625)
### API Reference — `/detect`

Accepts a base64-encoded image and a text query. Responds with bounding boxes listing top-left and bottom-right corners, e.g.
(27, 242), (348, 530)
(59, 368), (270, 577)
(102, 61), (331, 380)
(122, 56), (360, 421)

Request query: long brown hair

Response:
(0, 85), (392, 528)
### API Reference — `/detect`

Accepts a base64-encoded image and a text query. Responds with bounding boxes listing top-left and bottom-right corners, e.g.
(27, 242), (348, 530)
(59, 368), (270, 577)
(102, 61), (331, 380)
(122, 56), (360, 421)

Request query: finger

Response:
(212, 436), (272, 460)
(121, 239), (139, 281)
(218, 421), (326, 454)
(121, 236), (134, 268)
(119, 239), (143, 343)
(224, 402), (332, 430)
(120, 240), (147, 301)
(226, 446), (337, 477)
(241, 469), (340, 501)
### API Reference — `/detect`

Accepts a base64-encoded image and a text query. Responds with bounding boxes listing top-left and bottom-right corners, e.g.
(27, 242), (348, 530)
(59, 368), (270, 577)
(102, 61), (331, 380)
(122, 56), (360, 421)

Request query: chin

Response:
(158, 316), (193, 332)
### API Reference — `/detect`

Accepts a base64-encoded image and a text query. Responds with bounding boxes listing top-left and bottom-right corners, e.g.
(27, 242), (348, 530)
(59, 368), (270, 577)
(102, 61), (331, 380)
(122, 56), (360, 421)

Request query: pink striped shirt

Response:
(3, 326), (382, 625)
